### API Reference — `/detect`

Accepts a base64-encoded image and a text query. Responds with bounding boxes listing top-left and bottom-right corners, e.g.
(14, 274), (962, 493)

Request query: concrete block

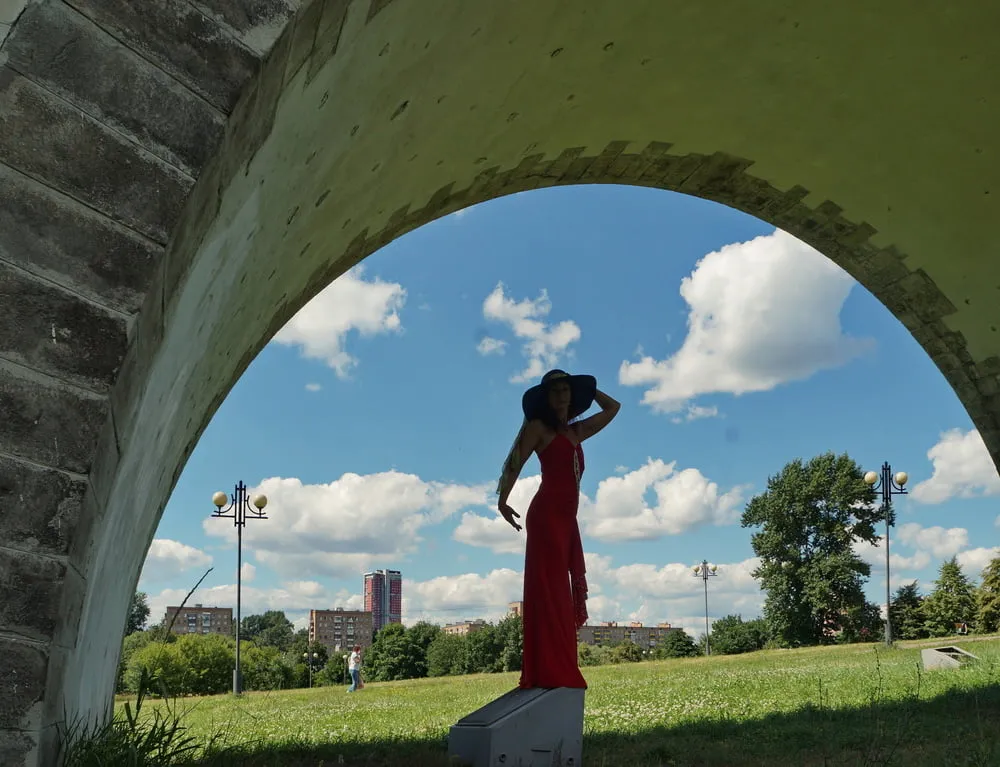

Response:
(5, 1), (226, 176)
(0, 548), (67, 643)
(0, 454), (86, 557)
(922, 645), (979, 670)
(0, 164), (161, 315)
(0, 262), (128, 393)
(0, 71), (192, 245)
(449, 687), (585, 767)
(67, 0), (259, 113)
(0, 360), (107, 474)
(0, 637), (47, 729)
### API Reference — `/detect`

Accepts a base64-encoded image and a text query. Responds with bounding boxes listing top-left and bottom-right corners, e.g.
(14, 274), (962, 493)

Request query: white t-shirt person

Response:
(348, 650), (361, 671)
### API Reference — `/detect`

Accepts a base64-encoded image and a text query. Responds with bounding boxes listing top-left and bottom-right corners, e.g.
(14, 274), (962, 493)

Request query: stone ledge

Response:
(0, 637), (47, 731)
(0, 360), (107, 475)
(0, 162), (161, 316)
(0, 549), (66, 644)
(4, 1), (225, 176)
(0, 69), (193, 245)
(64, 0), (260, 113)
(0, 455), (86, 558)
(0, 729), (37, 767)
(0, 262), (128, 394)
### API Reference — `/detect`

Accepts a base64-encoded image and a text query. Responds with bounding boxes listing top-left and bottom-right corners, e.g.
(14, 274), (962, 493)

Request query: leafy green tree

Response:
(125, 591), (151, 636)
(610, 642), (644, 663)
(836, 600), (883, 643)
(976, 557), (1000, 634)
(709, 615), (769, 655)
(242, 611), (295, 651)
(116, 630), (155, 692)
(405, 622), (443, 678)
(367, 623), (421, 681)
(741, 452), (882, 647)
(427, 633), (467, 676)
(889, 581), (927, 640)
(242, 643), (293, 690)
(125, 642), (189, 696)
(174, 633), (234, 696)
(654, 630), (699, 659)
(923, 557), (977, 636)
(495, 614), (524, 672)
(464, 624), (504, 674)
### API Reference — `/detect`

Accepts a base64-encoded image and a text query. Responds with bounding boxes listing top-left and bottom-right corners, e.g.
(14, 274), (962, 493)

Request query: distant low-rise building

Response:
(508, 601), (524, 617)
(443, 619), (487, 636)
(162, 604), (232, 636)
(309, 608), (374, 653)
(577, 620), (680, 648)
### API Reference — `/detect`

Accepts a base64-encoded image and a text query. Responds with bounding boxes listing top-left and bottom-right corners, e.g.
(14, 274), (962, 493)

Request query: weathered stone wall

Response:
(0, 1), (997, 765)
(0, 1), (297, 762)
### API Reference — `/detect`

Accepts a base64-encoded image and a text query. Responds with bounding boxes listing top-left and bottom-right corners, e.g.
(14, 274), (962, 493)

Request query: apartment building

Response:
(364, 569), (402, 633)
(162, 604), (233, 636)
(309, 608), (374, 653)
(508, 601), (524, 617)
(577, 620), (680, 648)
(442, 619), (487, 636)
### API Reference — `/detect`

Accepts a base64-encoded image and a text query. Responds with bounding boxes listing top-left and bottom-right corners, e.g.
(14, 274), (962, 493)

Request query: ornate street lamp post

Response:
(864, 463), (908, 647)
(303, 651), (320, 688)
(692, 560), (718, 656)
(211, 481), (268, 695)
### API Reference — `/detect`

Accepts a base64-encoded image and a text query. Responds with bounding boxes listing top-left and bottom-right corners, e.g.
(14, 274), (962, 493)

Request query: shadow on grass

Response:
(197, 683), (1000, 767)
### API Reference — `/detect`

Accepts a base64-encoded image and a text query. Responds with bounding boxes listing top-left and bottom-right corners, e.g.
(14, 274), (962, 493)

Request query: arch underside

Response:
(0, 0), (997, 763)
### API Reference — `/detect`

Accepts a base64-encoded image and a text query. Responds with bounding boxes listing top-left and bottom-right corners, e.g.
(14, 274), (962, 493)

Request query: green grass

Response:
(115, 637), (1000, 766)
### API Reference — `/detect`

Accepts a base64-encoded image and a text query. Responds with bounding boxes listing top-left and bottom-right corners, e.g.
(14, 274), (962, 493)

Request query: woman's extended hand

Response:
(499, 502), (522, 532)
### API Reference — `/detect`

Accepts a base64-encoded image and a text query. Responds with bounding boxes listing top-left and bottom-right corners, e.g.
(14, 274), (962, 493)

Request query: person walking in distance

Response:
(346, 645), (363, 692)
(496, 369), (620, 689)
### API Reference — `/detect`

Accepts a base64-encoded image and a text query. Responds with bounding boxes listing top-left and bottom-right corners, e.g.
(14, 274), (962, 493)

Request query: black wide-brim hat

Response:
(522, 369), (597, 421)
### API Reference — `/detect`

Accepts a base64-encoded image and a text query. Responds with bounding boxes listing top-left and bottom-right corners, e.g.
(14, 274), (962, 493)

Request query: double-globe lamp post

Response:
(211, 481), (269, 695)
(692, 560), (718, 656)
(303, 652), (320, 688)
(863, 463), (908, 647)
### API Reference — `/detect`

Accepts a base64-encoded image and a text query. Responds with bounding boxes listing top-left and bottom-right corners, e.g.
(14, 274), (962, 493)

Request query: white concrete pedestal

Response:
(448, 687), (585, 767)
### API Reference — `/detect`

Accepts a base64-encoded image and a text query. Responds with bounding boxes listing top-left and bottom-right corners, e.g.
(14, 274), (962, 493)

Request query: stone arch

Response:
(0, 0), (997, 763)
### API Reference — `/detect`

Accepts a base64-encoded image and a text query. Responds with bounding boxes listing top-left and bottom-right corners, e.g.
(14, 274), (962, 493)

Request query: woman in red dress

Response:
(496, 369), (621, 689)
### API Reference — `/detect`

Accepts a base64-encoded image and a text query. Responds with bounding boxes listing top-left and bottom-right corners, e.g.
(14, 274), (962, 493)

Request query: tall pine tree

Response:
(741, 452), (884, 647)
(922, 557), (976, 636)
(976, 557), (1000, 634)
(888, 581), (926, 640)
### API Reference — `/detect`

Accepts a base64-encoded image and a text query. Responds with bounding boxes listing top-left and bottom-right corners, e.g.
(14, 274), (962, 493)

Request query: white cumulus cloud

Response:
(139, 539), (213, 585)
(956, 547), (1000, 578)
(477, 337), (507, 356)
(581, 459), (748, 541)
(203, 473), (491, 579)
(272, 266), (405, 377)
(402, 569), (523, 625)
(895, 523), (969, 558)
(619, 229), (873, 414)
(482, 283), (581, 383)
(910, 428), (1000, 504)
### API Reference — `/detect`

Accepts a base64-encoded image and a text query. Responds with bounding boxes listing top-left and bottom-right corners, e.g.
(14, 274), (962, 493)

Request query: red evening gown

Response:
(519, 432), (589, 689)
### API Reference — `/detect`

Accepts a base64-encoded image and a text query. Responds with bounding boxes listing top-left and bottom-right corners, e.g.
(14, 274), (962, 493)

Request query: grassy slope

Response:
(123, 637), (1000, 766)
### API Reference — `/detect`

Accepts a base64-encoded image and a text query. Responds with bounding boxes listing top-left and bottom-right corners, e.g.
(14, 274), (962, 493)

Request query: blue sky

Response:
(140, 185), (1000, 636)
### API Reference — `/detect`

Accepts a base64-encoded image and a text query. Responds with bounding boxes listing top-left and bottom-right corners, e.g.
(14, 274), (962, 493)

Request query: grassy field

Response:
(117, 637), (1000, 766)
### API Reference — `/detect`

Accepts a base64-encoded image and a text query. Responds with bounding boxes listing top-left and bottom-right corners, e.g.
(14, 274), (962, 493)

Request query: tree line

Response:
(120, 450), (998, 692)
(118, 603), (705, 696)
